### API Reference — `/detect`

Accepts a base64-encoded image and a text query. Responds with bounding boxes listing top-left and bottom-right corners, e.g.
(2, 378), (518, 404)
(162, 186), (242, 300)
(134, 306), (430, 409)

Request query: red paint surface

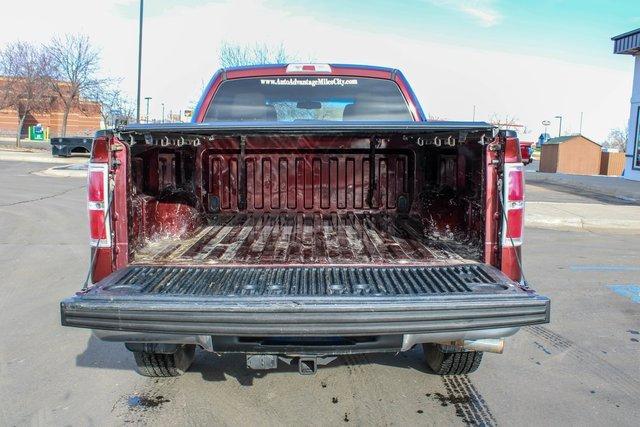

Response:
(501, 246), (522, 282)
(90, 137), (110, 163)
(203, 149), (411, 213)
(112, 140), (129, 271)
(131, 195), (201, 243)
(520, 141), (534, 164)
(91, 247), (113, 283)
(504, 136), (522, 163)
(194, 65), (424, 123)
(483, 138), (500, 267)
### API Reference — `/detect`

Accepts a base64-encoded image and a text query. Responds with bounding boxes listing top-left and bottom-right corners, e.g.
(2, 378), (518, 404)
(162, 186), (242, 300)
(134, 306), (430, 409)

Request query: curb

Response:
(526, 215), (640, 233)
(0, 150), (88, 165)
(33, 166), (87, 179)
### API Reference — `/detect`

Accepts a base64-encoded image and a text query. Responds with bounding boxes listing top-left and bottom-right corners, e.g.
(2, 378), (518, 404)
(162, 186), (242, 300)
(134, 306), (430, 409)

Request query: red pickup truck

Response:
(61, 64), (549, 377)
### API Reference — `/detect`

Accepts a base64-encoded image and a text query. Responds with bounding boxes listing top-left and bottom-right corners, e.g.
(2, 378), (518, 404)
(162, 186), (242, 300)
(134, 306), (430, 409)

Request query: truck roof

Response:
(220, 63), (399, 75)
(193, 63), (426, 122)
(216, 63), (405, 81)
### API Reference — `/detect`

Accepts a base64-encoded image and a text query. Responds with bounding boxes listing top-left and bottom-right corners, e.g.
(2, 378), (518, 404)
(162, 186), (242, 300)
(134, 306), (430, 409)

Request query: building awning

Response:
(612, 28), (640, 55)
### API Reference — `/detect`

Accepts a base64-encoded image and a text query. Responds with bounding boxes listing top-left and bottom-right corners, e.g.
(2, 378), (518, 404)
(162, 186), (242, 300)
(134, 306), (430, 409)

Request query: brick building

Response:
(0, 77), (101, 138)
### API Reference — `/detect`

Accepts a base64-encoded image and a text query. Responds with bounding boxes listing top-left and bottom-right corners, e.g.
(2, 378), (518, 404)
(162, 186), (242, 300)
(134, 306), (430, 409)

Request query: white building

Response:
(613, 28), (640, 181)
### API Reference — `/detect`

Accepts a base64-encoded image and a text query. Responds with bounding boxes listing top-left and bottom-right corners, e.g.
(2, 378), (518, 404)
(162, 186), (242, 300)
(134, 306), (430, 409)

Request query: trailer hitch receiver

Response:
(298, 358), (317, 375)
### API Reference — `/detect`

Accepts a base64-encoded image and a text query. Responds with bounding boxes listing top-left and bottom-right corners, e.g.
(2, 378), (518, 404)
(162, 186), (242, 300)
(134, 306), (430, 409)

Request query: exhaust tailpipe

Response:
(460, 339), (504, 354)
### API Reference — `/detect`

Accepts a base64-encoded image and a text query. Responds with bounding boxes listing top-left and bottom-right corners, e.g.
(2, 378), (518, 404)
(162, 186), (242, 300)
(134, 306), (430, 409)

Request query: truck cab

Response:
(60, 64), (549, 377)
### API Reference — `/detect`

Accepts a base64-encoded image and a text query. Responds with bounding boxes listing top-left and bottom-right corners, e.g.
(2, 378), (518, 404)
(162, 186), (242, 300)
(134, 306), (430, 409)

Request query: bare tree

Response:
(219, 41), (298, 67)
(48, 34), (102, 137)
(489, 113), (519, 129)
(489, 113), (529, 134)
(603, 127), (628, 151)
(87, 82), (134, 128)
(0, 41), (53, 147)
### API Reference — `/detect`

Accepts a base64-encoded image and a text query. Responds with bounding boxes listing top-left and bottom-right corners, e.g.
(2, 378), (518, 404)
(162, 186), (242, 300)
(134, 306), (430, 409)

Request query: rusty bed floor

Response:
(133, 213), (480, 266)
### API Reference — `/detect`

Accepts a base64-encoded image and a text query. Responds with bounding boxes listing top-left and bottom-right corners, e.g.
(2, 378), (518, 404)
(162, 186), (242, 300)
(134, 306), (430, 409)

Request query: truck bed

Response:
(133, 212), (480, 266)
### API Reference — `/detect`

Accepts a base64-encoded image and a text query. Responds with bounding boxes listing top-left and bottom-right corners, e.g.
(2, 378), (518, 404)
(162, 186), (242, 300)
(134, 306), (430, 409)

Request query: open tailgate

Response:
(61, 263), (550, 336)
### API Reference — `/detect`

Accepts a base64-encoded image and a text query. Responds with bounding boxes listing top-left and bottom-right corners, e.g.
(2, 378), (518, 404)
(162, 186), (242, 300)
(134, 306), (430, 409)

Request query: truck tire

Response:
(422, 343), (483, 375)
(133, 344), (196, 377)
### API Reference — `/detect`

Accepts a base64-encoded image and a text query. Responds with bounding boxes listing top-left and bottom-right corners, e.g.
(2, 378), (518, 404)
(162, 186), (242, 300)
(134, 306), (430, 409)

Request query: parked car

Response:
(520, 141), (534, 165)
(60, 63), (550, 378)
(50, 137), (93, 157)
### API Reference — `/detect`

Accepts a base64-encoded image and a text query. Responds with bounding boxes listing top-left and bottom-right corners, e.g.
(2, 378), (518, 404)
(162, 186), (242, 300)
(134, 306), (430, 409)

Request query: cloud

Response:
(427, 0), (502, 27)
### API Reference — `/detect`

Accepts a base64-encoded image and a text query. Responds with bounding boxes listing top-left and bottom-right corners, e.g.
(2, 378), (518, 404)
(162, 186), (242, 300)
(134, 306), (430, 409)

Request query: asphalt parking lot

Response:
(0, 160), (638, 426)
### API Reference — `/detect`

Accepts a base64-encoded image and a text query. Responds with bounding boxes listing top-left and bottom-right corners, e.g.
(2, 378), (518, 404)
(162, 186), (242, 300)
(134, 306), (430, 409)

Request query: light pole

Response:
(579, 112), (583, 134)
(554, 115), (563, 137)
(472, 105), (476, 121)
(135, 0), (144, 123)
(145, 97), (152, 123)
(161, 103), (165, 123)
(542, 120), (550, 142)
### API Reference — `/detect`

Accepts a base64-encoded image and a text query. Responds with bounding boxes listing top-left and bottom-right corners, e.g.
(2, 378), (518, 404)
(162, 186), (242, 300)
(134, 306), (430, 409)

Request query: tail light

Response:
(88, 163), (111, 247)
(503, 163), (524, 245)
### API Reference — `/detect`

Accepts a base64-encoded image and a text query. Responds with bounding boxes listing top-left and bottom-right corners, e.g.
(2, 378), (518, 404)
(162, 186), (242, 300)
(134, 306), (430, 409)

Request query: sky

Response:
(1, 0), (638, 142)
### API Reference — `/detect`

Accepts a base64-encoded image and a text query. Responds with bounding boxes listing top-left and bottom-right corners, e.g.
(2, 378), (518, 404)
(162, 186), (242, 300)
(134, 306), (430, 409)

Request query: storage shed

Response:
(539, 135), (602, 175)
(600, 151), (626, 176)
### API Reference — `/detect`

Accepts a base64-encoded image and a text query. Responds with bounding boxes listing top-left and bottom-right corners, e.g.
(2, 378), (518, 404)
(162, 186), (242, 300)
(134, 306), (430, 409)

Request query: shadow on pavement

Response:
(75, 335), (430, 385)
(75, 334), (134, 371)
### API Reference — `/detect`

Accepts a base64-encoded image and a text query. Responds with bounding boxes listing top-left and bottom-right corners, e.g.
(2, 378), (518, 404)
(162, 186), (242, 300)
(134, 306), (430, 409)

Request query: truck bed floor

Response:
(133, 212), (480, 266)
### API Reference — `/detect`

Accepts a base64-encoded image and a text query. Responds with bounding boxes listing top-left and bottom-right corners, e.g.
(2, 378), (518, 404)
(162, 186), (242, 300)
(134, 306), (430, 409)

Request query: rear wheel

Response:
(133, 344), (196, 377)
(422, 343), (483, 375)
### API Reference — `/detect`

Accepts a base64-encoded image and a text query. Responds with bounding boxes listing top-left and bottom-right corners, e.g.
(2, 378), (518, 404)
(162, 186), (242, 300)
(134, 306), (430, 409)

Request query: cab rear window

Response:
(204, 76), (412, 122)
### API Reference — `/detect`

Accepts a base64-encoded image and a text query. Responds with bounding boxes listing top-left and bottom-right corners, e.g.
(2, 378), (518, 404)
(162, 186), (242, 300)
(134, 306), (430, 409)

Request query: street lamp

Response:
(145, 96), (152, 123)
(161, 103), (165, 123)
(554, 115), (563, 137)
(541, 120), (551, 144)
(541, 120), (550, 137)
(136, 0), (144, 123)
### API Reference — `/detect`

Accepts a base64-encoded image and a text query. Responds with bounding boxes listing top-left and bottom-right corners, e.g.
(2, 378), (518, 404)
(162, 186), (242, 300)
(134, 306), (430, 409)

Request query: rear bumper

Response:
(61, 293), (550, 337)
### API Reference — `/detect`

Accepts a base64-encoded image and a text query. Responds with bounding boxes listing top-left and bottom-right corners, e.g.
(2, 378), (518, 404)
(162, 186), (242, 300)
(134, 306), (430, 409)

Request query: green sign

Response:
(29, 124), (46, 141)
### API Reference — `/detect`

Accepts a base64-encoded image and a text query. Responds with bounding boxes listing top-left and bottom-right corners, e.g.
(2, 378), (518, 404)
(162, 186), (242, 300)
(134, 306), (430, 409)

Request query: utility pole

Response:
(554, 115), (563, 137)
(579, 112), (583, 134)
(135, 0), (144, 123)
(145, 97), (152, 123)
